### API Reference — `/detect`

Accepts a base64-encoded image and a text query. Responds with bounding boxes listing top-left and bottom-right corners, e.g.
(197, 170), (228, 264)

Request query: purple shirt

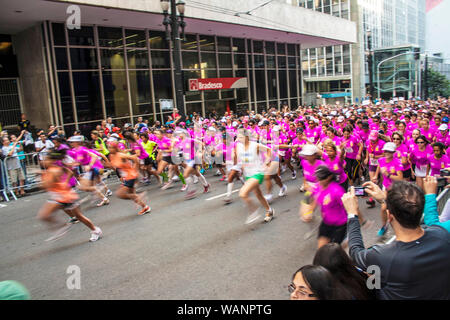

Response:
(314, 182), (347, 226)
(301, 159), (325, 183)
(378, 157), (402, 189)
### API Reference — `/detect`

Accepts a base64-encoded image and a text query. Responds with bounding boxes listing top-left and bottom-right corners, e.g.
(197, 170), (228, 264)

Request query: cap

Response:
(439, 124), (448, 131)
(442, 117), (449, 123)
(208, 126), (216, 132)
(299, 144), (318, 156)
(232, 121), (238, 127)
(337, 116), (345, 123)
(296, 128), (304, 134)
(67, 136), (83, 142)
(382, 142), (396, 153)
(272, 125), (281, 132)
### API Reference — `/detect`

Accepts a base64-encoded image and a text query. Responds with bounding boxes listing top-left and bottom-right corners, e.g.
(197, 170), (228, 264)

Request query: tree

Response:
(424, 68), (450, 98)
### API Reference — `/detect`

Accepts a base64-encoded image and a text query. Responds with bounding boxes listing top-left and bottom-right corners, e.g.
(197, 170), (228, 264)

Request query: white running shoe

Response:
(161, 180), (174, 190)
(264, 194), (273, 204)
(292, 171), (297, 180)
(193, 176), (199, 184)
(245, 209), (262, 225)
(279, 185), (287, 197)
(264, 207), (274, 222)
(45, 224), (71, 242)
(106, 189), (113, 197)
(185, 190), (196, 200)
(96, 198), (110, 207)
(180, 184), (188, 192)
(223, 195), (232, 204)
(172, 175), (180, 182)
(89, 227), (102, 242)
(214, 170), (221, 176)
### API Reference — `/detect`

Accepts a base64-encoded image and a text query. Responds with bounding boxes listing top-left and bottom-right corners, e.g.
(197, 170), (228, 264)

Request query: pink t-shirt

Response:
(394, 144), (410, 170)
(301, 159), (325, 183)
(428, 154), (450, 176)
(313, 181), (347, 226)
(378, 157), (402, 189)
(323, 152), (347, 185)
(366, 139), (385, 166)
(341, 136), (359, 159)
(410, 145), (432, 169)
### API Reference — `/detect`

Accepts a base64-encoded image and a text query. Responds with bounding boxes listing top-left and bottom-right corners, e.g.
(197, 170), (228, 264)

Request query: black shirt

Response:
(18, 120), (30, 131)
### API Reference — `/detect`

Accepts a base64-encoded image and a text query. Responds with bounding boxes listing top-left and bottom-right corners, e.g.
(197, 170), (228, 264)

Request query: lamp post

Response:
(160, 0), (186, 120)
(366, 29), (374, 100)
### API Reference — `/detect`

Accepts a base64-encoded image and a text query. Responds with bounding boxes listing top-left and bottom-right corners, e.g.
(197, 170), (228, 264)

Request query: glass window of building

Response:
(151, 50), (171, 69)
(73, 71), (103, 122)
(254, 70), (266, 101)
(266, 55), (276, 69)
(98, 27), (124, 48)
(129, 70), (152, 116)
(287, 44), (296, 56)
(103, 70), (130, 118)
(279, 70), (288, 99)
(221, 89), (234, 99)
(68, 26), (94, 46)
(265, 42), (275, 55)
(55, 48), (68, 70)
(70, 48), (98, 69)
(235, 54), (246, 69)
(277, 43), (286, 55)
(52, 23), (66, 46)
(253, 41), (263, 54)
(186, 102), (202, 116)
(127, 50), (149, 69)
(278, 56), (287, 69)
(235, 70), (247, 78)
(199, 35), (215, 51)
(267, 70), (277, 100)
(149, 31), (169, 49)
(218, 53), (232, 69)
(217, 37), (231, 52)
(236, 88), (248, 103)
(219, 70), (233, 78)
(289, 70), (298, 98)
(232, 38), (245, 53)
(125, 29), (146, 48)
(100, 49), (125, 69)
(182, 51), (199, 69)
(153, 70), (172, 101)
(288, 56), (296, 69)
(181, 34), (198, 50)
(254, 55), (265, 69)
(57, 72), (74, 123)
(200, 52), (216, 69)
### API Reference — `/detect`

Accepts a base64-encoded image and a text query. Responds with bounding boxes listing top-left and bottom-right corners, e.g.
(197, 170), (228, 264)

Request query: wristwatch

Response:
(347, 213), (358, 220)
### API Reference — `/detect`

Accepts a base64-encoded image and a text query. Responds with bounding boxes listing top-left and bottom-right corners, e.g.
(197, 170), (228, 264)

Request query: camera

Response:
(354, 186), (367, 197)
(440, 169), (450, 177)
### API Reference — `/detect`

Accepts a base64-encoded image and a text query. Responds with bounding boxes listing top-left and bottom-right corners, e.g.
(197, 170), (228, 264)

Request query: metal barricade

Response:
(2, 152), (46, 201)
(0, 158), (9, 201)
(436, 188), (449, 216)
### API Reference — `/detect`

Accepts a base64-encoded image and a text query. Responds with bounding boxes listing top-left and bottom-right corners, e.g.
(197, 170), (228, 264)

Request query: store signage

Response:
(160, 99), (174, 111)
(189, 77), (248, 91)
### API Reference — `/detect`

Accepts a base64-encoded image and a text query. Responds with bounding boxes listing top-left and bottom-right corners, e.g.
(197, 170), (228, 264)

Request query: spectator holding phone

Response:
(341, 182), (450, 299)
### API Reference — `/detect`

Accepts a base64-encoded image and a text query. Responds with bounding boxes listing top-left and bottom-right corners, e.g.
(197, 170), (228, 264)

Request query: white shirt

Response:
(35, 139), (54, 160)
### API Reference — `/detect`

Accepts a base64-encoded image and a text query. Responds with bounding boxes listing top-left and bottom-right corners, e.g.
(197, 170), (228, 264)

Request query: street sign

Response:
(160, 99), (174, 111)
(189, 77), (248, 91)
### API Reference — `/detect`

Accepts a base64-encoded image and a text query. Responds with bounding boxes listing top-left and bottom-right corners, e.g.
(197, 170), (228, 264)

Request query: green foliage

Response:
(425, 69), (450, 98)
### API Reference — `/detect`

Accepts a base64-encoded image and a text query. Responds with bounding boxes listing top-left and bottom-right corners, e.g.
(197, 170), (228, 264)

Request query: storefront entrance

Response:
(204, 99), (236, 118)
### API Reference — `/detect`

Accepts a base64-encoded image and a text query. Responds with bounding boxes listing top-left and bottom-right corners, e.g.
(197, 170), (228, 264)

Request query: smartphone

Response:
(354, 186), (367, 197)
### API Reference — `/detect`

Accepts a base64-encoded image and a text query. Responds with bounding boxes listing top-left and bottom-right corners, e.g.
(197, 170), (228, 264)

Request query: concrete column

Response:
(12, 24), (52, 131)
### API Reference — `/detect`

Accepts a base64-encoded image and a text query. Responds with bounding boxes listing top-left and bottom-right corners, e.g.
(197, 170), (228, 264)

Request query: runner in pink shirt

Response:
(410, 135), (432, 190)
(340, 126), (362, 186)
(364, 130), (385, 208)
(298, 144), (325, 193)
(322, 141), (348, 191)
(427, 142), (450, 177)
(391, 132), (411, 181)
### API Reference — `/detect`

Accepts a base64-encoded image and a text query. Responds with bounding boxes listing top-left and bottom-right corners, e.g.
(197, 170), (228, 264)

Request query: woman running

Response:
(108, 141), (151, 216)
(38, 150), (102, 242)
(364, 130), (385, 208)
(410, 135), (432, 190)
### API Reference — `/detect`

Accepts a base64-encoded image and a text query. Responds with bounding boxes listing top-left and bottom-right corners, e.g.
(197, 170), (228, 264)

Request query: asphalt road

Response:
(0, 171), (390, 300)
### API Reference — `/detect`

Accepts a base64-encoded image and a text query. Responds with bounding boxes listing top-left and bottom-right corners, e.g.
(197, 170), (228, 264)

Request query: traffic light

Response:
(414, 47), (420, 60)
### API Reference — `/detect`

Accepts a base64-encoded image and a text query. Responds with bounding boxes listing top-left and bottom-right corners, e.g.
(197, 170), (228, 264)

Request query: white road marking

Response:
(206, 189), (240, 201)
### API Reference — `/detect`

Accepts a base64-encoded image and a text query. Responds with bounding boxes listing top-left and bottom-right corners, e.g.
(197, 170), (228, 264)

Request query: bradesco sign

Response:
(189, 77), (248, 91)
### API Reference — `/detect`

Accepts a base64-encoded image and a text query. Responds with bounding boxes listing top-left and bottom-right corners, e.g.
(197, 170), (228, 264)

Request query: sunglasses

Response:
(393, 138), (401, 141)
(417, 141), (425, 144)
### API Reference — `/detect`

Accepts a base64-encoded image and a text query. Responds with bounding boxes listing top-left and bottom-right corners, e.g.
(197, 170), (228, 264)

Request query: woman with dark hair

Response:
(308, 165), (348, 248)
(410, 134), (432, 190)
(289, 265), (349, 300)
(313, 243), (374, 300)
(340, 125), (362, 186)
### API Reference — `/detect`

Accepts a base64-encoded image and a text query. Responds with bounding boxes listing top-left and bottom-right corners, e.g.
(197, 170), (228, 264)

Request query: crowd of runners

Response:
(3, 96), (449, 300)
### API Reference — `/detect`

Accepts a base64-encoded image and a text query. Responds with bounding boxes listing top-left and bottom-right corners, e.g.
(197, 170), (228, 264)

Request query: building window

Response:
(73, 71), (103, 122)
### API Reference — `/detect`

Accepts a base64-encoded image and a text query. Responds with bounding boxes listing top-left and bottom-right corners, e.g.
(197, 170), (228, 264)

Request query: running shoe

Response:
(45, 224), (71, 242)
(279, 185), (287, 197)
(89, 227), (103, 242)
(377, 225), (388, 237)
(292, 171), (297, 180)
(193, 176), (199, 184)
(106, 189), (113, 197)
(223, 195), (232, 204)
(138, 206), (152, 216)
(96, 198), (110, 207)
(69, 217), (79, 224)
(214, 170), (221, 176)
(180, 184), (187, 192)
(172, 175), (180, 182)
(161, 181), (174, 190)
(264, 194), (273, 204)
(185, 190), (196, 200)
(264, 207), (274, 222)
(281, 166), (287, 174)
(220, 175), (226, 181)
(203, 184), (211, 193)
(245, 209), (262, 225)
(298, 185), (305, 193)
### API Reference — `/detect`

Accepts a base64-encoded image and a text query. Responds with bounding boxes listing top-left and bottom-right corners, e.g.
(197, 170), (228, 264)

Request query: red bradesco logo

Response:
(188, 77), (247, 91)
(189, 79), (199, 91)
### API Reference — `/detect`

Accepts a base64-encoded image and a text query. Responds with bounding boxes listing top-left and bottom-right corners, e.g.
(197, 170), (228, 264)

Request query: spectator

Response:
(9, 134), (28, 184)
(289, 265), (349, 300)
(422, 176), (450, 232)
(17, 113), (30, 132)
(106, 117), (115, 132)
(47, 125), (59, 141)
(313, 243), (374, 300)
(341, 182), (450, 299)
(34, 132), (55, 168)
(1, 131), (26, 197)
(135, 116), (147, 131)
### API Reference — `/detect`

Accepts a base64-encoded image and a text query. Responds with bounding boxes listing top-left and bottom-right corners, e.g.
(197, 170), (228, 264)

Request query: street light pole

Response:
(366, 30), (374, 100)
(160, 0), (186, 120)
